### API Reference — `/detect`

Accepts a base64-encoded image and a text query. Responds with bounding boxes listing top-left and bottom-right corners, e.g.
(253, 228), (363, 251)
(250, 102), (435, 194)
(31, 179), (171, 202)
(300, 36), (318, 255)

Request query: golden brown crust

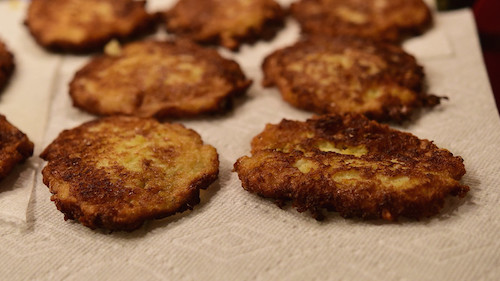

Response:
(164, 0), (285, 50)
(0, 114), (34, 180)
(0, 40), (15, 92)
(40, 116), (219, 231)
(69, 39), (252, 118)
(234, 114), (469, 221)
(25, 0), (157, 53)
(290, 0), (432, 42)
(262, 36), (441, 122)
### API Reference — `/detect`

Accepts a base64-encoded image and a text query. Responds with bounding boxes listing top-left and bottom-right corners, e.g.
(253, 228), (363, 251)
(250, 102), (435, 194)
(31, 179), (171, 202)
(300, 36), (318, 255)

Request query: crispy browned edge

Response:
(0, 114), (34, 180)
(261, 36), (442, 122)
(68, 39), (252, 118)
(43, 167), (218, 231)
(234, 114), (469, 221)
(0, 40), (15, 92)
(24, 0), (161, 53)
(164, 0), (286, 51)
(40, 117), (219, 231)
(289, 0), (433, 42)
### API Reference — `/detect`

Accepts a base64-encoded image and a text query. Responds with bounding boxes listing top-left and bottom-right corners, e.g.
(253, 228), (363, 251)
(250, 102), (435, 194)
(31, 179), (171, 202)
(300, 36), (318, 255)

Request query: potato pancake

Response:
(164, 0), (285, 50)
(234, 114), (469, 221)
(70, 39), (252, 118)
(0, 114), (34, 180)
(290, 0), (432, 42)
(262, 36), (441, 122)
(40, 116), (219, 231)
(0, 40), (14, 92)
(25, 0), (156, 52)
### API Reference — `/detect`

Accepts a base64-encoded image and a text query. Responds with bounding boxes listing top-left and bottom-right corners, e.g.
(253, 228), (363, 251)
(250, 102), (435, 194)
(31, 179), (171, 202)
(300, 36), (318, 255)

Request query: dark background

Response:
(465, 0), (500, 114)
(441, 0), (500, 114)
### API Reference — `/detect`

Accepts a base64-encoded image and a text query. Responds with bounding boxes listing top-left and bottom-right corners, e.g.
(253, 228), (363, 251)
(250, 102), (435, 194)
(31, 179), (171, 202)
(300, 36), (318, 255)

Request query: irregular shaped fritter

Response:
(164, 0), (285, 50)
(25, 0), (156, 53)
(234, 114), (469, 221)
(70, 39), (251, 118)
(0, 40), (15, 92)
(40, 116), (219, 231)
(262, 36), (441, 122)
(0, 114), (34, 180)
(290, 0), (432, 42)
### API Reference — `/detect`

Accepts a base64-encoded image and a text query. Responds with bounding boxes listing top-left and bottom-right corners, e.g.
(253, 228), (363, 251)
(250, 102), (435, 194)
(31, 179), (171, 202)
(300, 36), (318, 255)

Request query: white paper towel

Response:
(0, 1), (61, 225)
(0, 1), (499, 280)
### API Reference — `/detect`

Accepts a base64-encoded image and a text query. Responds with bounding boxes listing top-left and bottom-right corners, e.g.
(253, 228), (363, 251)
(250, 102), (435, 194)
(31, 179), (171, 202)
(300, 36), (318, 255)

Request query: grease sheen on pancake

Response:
(164, 0), (285, 50)
(25, 0), (156, 52)
(40, 116), (219, 231)
(262, 36), (440, 122)
(290, 0), (432, 42)
(234, 114), (469, 221)
(70, 39), (252, 118)
(0, 114), (34, 180)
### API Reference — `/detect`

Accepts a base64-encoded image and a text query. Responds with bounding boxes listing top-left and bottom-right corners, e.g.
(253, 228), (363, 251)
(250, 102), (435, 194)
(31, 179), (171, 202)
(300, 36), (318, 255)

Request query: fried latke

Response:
(164, 0), (285, 50)
(262, 36), (441, 122)
(290, 0), (432, 42)
(0, 40), (14, 92)
(234, 114), (469, 221)
(70, 39), (251, 118)
(0, 115), (34, 180)
(25, 0), (156, 53)
(40, 116), (219, 231)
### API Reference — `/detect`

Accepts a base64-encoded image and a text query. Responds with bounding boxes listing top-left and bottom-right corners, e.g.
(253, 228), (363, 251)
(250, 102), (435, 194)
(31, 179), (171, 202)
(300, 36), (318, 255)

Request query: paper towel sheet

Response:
(0, 2), (61, 225)
(1, 0), (500, 280)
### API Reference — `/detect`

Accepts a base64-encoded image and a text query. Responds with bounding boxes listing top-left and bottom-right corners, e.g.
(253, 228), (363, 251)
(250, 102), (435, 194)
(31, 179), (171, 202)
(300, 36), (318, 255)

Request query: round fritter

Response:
(0, 40), (15, 92)
(164, 0), (285, 50)
(69, 39), (252, 118)
(40, 116), (219, 231)
(290, 0), (432, 42)
(234, 114), (469, 221)
(25, 0), (156, 53)
(0, 114), (34, 180)
(262, 36), (440, 122)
